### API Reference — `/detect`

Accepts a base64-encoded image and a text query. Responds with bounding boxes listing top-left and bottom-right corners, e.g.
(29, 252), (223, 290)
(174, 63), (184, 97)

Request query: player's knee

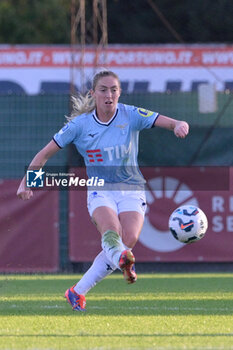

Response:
(92, 207), (122, 235)
(98, 221), (122, 236)
(123, 231), (139, 249)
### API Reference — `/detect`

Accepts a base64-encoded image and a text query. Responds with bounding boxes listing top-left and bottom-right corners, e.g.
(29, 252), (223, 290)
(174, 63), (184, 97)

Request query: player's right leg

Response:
(65, 286), (86, 311)
(65, 250), (117, 311)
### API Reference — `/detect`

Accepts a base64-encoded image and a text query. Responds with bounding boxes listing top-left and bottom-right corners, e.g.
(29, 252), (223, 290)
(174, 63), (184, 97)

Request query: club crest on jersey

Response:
(115, 123), (128, 129)
(137, 108), (154, 118)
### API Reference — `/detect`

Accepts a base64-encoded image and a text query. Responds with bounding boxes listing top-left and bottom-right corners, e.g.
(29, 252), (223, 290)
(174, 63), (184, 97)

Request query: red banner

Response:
(69, 167), (233, 262)
(0, 180), (59, 272)
(0, 45), (233, 67)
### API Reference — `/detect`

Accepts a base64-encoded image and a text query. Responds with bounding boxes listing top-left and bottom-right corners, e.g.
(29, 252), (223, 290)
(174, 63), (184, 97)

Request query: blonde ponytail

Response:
(65, 93), (96, 122)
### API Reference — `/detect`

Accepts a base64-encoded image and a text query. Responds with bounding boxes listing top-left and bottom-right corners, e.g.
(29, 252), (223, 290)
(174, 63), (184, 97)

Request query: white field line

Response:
(8, 304), (233, 312)
(90, 305), (233, 312)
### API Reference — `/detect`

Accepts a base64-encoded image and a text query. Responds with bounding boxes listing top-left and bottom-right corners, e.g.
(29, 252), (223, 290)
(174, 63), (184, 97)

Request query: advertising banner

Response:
(0, 180), (59, 272)
(69, 166), (233, 262)
(1, 44), (233, 94)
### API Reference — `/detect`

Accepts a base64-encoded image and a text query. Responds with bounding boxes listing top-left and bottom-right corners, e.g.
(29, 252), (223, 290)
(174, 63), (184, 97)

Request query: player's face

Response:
(92, 76), (121, 120)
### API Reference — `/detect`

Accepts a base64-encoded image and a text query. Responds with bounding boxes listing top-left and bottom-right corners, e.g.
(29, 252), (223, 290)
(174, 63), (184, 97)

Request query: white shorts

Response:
(87, 189), (147, 217)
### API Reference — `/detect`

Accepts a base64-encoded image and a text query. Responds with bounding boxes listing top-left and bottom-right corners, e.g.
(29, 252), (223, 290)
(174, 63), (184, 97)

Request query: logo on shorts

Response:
(137, 108), (154, 117)
(140, 198), (147, 213)
(26, 168), (45, 187)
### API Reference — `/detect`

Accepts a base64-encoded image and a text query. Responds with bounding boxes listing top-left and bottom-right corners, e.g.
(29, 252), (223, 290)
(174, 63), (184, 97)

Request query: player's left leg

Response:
(92, 206), (129, 269)
(87, 190), (127, 269)
(119, 211), (145, 249)
(118, 211), (144, 283)
(117, 189), (147, 283)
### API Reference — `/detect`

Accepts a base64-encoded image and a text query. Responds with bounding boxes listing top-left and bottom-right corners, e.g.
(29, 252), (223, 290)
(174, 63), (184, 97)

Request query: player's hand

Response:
(174, 121), (189, 138)
(17, 180), (33, 200)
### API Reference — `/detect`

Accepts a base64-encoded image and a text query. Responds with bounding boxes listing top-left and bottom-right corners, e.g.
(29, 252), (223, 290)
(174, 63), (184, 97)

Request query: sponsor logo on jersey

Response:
(86, 142), (132, 162)
(137, 108), (154, 117)
(58, 124), (69, 134)
(86, 149), (103, 162)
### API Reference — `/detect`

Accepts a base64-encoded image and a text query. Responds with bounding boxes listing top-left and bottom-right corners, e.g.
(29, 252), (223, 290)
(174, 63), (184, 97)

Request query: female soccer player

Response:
(17, 70), (189, 311)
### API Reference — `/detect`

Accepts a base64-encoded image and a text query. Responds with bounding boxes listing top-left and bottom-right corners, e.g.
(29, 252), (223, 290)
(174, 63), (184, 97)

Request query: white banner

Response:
(1, 44), (233, 94)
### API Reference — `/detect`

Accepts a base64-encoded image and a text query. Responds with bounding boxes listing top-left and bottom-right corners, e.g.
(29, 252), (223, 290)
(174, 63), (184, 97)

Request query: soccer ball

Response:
(168, 205), (208, 243)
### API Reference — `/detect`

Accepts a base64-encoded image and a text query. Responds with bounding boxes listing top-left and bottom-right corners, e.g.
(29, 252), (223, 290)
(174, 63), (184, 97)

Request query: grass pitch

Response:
(0, 273), (232, 350)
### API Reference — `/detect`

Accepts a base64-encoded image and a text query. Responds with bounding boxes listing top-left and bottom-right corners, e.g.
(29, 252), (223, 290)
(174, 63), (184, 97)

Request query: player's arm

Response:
(17, 139), (60, 201)
(154, 114), (189, 138)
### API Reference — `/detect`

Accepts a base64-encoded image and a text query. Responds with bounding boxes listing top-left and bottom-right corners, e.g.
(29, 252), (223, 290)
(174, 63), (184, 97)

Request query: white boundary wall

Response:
(0, 44), (233, 94)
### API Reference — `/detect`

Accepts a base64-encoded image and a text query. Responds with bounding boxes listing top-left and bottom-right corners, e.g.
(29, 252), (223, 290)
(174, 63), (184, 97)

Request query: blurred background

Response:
(0, 0), (233, 272)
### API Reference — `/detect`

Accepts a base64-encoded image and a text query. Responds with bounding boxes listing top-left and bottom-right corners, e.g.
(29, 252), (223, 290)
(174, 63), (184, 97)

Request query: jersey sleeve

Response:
(53, 120), (79, 148)
(129, 105), (159, 130)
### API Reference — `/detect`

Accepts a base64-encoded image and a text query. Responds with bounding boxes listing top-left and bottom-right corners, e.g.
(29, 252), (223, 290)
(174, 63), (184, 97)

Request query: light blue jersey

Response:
(53, 103), (159, 184)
